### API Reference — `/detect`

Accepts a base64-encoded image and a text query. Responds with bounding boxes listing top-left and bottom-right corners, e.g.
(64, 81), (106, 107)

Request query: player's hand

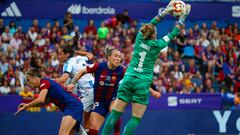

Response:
(234, 94), (240, 105)
(159, 0), (175, 17)
(178, 4), (191, 25)
(15, 103), (27, 116)
(151, 90), (161, 99)
(66, 83), (75, 91)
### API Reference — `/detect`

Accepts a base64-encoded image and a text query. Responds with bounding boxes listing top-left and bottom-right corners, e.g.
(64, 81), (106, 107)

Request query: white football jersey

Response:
(63, 55), (94, 91)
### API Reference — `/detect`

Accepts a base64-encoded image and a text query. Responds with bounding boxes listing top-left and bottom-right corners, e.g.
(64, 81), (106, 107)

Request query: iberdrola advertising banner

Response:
(0, 0), (240, 20)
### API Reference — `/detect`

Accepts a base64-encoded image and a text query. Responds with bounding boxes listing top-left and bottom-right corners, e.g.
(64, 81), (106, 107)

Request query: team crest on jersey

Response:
(99, 81), (104, 86)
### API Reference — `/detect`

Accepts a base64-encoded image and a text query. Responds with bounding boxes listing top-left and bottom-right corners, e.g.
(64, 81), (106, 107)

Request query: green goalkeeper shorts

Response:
(117, 75), (151, 105)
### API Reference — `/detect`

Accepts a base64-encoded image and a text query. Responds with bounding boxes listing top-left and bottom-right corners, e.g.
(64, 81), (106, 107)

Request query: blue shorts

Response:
(63, 102), (83, 129)
(91, 100), (113, 118)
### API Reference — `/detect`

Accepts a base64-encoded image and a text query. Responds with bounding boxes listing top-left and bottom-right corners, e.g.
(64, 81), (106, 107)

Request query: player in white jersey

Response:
(55, 44), (94, 133)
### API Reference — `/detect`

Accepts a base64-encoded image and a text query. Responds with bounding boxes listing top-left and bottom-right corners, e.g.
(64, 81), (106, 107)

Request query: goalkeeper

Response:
(102, 1), (191, 135)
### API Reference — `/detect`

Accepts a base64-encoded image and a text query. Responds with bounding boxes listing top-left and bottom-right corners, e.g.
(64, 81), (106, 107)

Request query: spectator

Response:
(84, 19), (97, 36)
(210, 32), (220, 52)
(0, 57), (9, 74)
(0, 79), (10, 94)
(19, 86), (34, 103)
(28, 26), (38, 42)
(50, 52), (60, 68)
(32, 19), (40, 32)
(61, 26), (72, 41)
(71, 26), (81, 39)
(97, 22), (109, 40)
(9, 21), (17, 35)
(176, 28), (187, 54)
(8, 86), (18, 95)
(223, 57), (235, 89)
(173, 64), (183, 81)
(10, 32), (22, 50)
(201, 33), (210, 48)
(115, 9), (131, 25)
(0, 19), (4, 34)
(185, 58), (197, 76)
(2, 26), (12, 44)
(63, 12), (74, 31)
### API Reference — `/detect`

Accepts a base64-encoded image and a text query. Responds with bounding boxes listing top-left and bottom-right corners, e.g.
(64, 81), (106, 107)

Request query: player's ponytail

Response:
(140, 24), (156, 40)
(106, 46), (116, 59)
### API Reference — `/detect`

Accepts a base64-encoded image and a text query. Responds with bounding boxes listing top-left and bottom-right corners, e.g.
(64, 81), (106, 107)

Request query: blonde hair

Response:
(25, 68), (41, 78)
(140, 24), (156, 40)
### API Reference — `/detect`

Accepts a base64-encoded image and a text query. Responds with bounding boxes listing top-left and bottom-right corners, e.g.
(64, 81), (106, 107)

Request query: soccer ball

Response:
(172, 0), (186, 18)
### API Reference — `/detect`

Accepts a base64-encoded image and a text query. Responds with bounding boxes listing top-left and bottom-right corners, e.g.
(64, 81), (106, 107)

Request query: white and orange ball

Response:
(172, 0), (186, 18)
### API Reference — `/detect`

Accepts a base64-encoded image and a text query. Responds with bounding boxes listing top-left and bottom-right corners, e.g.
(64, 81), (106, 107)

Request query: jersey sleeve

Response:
(149, 26), (180, 50)
(40, 79), (51, 91)
(63, 61), (73, 74)
(86, 62), (99, 73)
(149, 17), (159, 25)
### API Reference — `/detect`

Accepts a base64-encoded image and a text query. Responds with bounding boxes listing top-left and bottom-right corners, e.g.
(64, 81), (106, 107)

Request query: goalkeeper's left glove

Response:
(178, 4), (191, 25)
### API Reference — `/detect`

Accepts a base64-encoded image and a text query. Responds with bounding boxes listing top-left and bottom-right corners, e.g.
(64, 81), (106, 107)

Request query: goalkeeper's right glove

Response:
(159, 0), (175, 18)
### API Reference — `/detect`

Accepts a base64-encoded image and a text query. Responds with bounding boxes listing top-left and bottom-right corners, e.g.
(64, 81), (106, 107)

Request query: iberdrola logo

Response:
(67, 4), (115, 15)
(68, 4), (81, 14)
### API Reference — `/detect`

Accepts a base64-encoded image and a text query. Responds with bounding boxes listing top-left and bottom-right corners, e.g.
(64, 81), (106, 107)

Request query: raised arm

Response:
(150, 0), (175, 25)
(152, 4), (191, 49)
(75, 50), (94, 61)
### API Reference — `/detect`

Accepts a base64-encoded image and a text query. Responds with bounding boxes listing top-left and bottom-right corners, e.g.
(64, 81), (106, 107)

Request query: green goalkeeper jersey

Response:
(125, 19), (180, 81)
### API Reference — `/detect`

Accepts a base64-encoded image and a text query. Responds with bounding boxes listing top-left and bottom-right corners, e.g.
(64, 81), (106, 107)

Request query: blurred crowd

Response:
(0, 10), (239, 109)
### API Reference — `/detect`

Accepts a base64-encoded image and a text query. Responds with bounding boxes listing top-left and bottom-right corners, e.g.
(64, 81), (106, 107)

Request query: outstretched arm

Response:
(150, 0), (175, 25)
(15, 89), (48, 115)
(153, 4), (191, 49)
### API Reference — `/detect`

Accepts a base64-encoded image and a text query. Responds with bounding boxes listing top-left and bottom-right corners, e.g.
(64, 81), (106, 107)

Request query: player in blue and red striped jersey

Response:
(67, 48), (125, 135)
(15, 68), (83, 135)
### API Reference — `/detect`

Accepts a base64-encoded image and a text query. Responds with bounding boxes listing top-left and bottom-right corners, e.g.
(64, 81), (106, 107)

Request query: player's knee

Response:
(90, 122), (101, 130)
(59, 128), (71, 135)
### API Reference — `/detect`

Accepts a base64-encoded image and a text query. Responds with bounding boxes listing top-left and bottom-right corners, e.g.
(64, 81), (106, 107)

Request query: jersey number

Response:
(134, 51), (146, 72)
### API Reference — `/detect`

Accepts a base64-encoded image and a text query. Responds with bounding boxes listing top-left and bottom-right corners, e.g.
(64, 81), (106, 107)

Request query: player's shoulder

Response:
(40, 77), (52, 86)
(64, 57), (73, 65)
(98, 61), (107, 68)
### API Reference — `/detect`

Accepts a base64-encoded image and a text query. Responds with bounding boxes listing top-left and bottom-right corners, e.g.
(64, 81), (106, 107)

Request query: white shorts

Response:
(78, 88), (94, 112)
